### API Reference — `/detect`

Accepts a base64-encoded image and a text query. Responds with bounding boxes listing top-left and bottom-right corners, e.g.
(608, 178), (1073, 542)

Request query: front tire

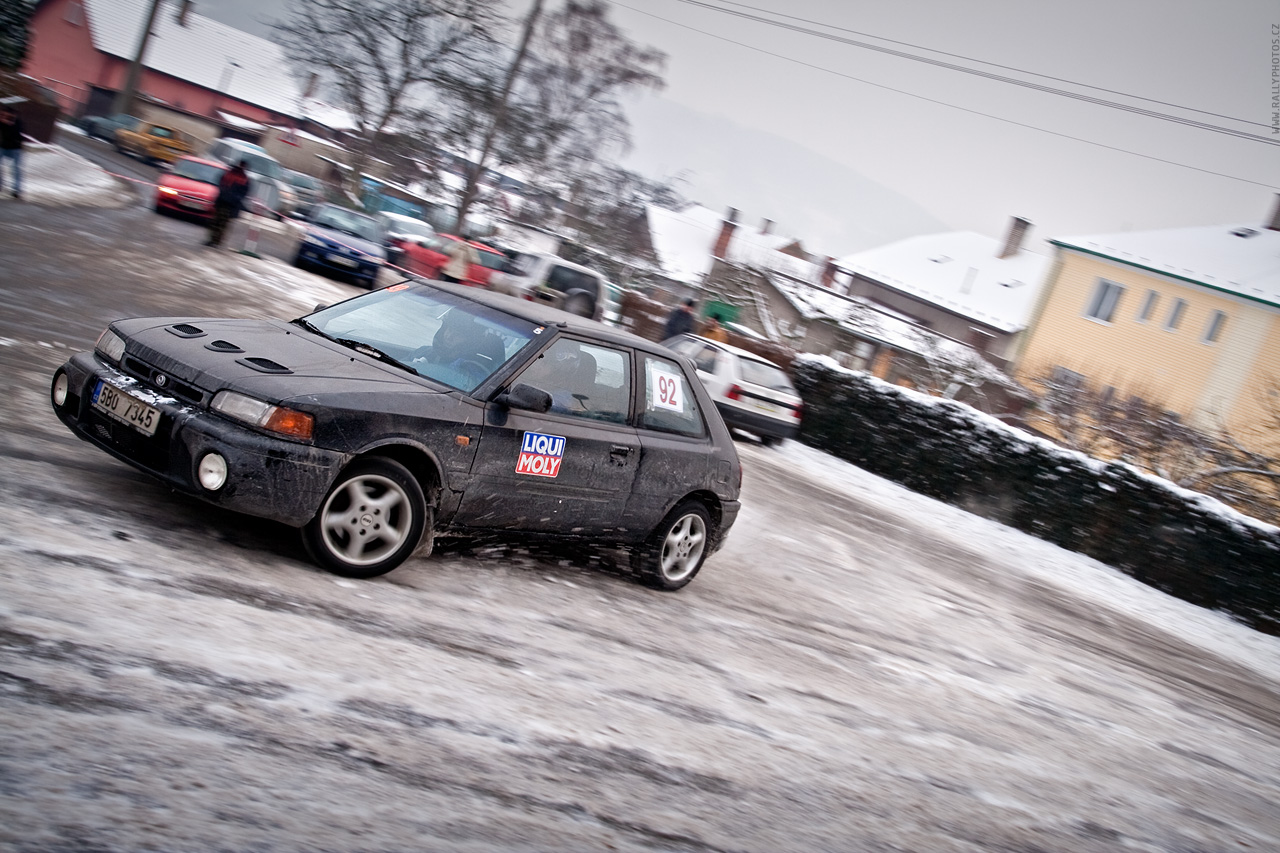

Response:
(633, 500), (712, 590)
(302, 458), (428, 578)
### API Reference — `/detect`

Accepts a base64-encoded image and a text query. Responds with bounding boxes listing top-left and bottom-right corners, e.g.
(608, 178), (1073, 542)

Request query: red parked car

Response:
(153, 156), (225, 221)
(154, 156), (279, 223)
(398, 234), (511, 286)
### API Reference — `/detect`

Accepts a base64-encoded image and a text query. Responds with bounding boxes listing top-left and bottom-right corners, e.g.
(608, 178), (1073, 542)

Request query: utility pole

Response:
(455, 0), (543, 233)
(111, 0), (164, 116)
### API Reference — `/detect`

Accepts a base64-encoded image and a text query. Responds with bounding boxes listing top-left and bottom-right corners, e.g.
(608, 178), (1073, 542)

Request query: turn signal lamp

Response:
(212, 391), (315, 440)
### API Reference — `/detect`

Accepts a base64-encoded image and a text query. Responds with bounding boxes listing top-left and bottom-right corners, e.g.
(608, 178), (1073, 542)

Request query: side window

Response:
(517, 338), (630, 423)
(1084, 279), (1124, 323)
(640, 355), (705, 437)
(693, 346), (719, 374)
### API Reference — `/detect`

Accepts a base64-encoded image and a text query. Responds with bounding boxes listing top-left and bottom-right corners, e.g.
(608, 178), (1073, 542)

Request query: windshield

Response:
(384, 216), (434, 239)
(238, 152), (282, 180)
(311, 206), (385, 243)
(289, 172), (321, 190)
(474, 247), (507, 270)
(301, 285), (541, 393)
(171, 159), (224, 185)
(739, 358), (796, 393)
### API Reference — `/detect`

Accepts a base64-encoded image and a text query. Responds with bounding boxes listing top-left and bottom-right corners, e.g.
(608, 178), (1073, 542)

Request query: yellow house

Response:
(1013, 198), (1280, 451)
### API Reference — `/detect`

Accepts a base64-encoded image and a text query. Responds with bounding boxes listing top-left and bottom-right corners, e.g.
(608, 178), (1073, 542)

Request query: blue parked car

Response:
(294, 204), (387, 288)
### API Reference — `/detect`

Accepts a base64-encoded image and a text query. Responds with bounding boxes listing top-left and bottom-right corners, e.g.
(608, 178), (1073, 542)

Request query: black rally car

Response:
(50, 280), (742, 589)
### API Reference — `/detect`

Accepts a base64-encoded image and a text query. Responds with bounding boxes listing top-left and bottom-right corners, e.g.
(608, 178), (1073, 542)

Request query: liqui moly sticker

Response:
(516, 431), (566, 478)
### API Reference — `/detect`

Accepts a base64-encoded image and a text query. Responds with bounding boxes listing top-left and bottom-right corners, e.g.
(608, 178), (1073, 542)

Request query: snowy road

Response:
(3, 194), (1280, 851)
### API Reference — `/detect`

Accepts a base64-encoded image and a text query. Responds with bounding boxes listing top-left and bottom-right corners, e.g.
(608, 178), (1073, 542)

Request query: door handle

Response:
(609, 445), (632, 464)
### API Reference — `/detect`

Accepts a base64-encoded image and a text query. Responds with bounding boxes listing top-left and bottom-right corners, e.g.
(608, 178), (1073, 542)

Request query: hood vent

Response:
(167, 323), (206, 338)
(205, 339), (244, 353)
(236, 357), (293, 374)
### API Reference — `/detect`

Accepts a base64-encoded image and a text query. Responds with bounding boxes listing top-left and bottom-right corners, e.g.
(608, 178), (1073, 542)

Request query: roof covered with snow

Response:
(1051, 223), (1280, 309)
(773, 278), (1022, 389)
(84, 0), (304, 118)
(835, 231), (1051, 333)
(645, 204), (723, 284)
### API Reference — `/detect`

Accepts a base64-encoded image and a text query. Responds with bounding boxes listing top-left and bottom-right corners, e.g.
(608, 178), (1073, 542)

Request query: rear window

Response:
(739, 358), (794, 392)
(545, 265), (599, 295)
(474, 248), (507, 270)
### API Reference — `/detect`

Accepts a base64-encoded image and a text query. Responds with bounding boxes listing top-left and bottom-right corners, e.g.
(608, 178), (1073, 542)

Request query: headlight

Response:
(95, 328), (126, 364)
(212, 390), (314, 440)
(303, 233), (326, 246)
(159, 187), (179, 196)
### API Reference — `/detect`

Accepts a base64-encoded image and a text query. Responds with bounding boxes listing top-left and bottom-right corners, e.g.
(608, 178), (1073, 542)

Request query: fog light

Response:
(197, 452), (228, 491)
(52, 372), (70, 407)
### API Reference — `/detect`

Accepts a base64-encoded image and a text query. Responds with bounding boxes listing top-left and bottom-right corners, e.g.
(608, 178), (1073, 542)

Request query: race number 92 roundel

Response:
(516, 430), (565, 478)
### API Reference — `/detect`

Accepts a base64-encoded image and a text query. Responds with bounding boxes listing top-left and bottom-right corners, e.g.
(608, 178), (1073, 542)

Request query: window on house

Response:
(1202, 310), (1227, 344)
(1164, 298), (1187, 331)
(1084, 279), (1124, 322)
(1050, 366), (1086, 390)
(1137, 290), (1159, 322)
(64, 1), (84, 24)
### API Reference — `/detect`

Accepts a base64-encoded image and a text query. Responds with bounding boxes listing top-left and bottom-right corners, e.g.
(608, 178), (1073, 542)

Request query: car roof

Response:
(410, 279), (679, 354)
(217, 138), (268, 152)
(675, 334), (786, 367)
(172, 155), (225, 167)
(312, 203), (380, 223)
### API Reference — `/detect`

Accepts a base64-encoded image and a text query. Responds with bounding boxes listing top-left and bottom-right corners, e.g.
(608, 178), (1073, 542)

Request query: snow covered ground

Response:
(3, 141), (133, 208)
(2, 152), (1279, 852)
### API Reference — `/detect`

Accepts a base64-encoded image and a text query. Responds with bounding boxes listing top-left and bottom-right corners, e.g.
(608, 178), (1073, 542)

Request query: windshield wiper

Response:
(291, 317), (329, 338)
(332, 337), (418, 375)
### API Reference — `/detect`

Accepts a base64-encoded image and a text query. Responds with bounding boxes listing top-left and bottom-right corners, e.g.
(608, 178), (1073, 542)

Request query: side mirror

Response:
(495, 382), (552, 413)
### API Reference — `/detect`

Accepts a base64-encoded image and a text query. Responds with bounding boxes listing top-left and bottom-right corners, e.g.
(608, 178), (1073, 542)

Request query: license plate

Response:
(754, 400), (782, 415)
(180, 198), (208, 209)
(92, 380), (161, 437)
(329, 254), (358, 267)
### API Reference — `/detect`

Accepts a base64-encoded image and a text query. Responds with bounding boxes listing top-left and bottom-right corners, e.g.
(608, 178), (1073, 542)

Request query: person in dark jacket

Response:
(205, 160), (251, 247)
(663, 297), (698, 339)
(0, 106), (24, 200)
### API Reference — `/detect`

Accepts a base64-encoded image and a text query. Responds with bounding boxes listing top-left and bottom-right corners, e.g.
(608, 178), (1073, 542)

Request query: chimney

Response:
(713, 207), (738, 260)
(176, 0), (192, 26)
(820, 257), (836, 288)
(1267, 193), (1280, 231)
(760, 217), (773, 235)
(997, 216), (1030, 259)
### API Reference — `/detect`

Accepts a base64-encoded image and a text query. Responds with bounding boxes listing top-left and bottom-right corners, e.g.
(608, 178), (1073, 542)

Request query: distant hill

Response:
(622, 96), (949, 257)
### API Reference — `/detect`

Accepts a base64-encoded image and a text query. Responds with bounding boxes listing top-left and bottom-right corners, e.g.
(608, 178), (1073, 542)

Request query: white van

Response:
(205, 138), (296, 215)
(491, 251), (609, 322)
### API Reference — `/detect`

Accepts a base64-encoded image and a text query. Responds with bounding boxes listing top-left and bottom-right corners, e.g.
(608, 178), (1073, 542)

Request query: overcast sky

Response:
(203, 0), (1280, 256)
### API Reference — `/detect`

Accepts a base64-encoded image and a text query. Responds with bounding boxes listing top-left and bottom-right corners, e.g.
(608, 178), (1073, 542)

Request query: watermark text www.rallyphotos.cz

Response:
(1273, 24), (1280, 134)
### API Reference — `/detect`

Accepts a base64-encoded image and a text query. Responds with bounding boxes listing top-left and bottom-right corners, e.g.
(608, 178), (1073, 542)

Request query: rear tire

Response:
(561, 288), (595, 318)
(301, 458), (428, 578)
(632, 500), (712, 591)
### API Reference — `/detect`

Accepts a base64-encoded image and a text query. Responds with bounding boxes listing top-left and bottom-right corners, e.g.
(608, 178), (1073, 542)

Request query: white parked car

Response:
(205, 138), (296, 216)
(662, 334), (803, 446)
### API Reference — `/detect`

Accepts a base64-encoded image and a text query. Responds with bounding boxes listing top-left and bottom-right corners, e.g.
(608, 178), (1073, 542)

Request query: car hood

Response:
(160, 175), (217, 196)
(113, 317), (444, 402)
(306, 224), (384, 257)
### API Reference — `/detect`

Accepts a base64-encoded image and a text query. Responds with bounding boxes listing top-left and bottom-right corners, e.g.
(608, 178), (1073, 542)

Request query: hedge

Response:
(793, 356), (1280, 636)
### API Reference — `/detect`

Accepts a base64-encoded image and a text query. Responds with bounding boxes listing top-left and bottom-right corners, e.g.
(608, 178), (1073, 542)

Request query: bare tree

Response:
(448, 0), (666, 230)
(273, 0), (499, 200)
(1027, 368), (1280, 523)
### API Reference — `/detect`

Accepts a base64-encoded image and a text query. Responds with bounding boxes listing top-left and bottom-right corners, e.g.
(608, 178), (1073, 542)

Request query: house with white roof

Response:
(835, 217), (1051, 366)
(24, 0), (347, 131)
(638, 203), (1032, 414)
(1013, 196), (1280, 452)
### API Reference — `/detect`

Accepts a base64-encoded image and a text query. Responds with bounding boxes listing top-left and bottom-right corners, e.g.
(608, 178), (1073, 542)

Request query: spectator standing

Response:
(205, 160), (250, 247)
(663, 297), (698, 339)
(440, 236), (479, 283)
(702, 315), (729, 342)
(0, 106), (24, 199)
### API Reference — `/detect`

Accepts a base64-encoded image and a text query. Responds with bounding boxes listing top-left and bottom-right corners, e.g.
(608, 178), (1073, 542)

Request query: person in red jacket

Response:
(205, 160), (250, 247)
(0, 106), (23, 200)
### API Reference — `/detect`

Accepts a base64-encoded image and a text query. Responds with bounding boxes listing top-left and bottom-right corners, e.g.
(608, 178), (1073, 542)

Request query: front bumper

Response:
(52, 352), (347, 527)
(297, 244), (381, 282)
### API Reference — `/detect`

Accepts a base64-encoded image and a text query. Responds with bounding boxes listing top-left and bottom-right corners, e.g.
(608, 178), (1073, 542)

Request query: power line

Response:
(613, 2), (1279, 190)
(698, 0), (1267, 131)
(667, 0), (1279, 146)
